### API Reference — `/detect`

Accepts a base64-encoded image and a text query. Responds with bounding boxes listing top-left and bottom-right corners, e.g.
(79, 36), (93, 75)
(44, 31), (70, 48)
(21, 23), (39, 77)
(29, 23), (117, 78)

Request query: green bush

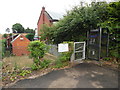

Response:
(40, 60), (51, 68)
(26, 33), (35, 41)
(103, 57), (111, 61)
(1, 39), (7, 58)
(54, 42), (74, 68)
(3, 34), (7, 38)
(54, 59), (69, 68)
(109, 49), (120, 59)
(31, 63), (41, 70)
(59, 42), (74, 62)
(28, 41), (48, 60)
(19, 70), (32, 76)
(31, 60), (51, 70)
(28, 41), (49, 70)
(59, 52), (72, 62)
(54, 59), (63, 68)
(28, 41), (48, 66)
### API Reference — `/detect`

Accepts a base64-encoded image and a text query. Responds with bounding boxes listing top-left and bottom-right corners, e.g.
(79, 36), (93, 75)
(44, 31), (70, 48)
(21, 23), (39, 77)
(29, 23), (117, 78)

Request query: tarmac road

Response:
(8, 63), (118, 88)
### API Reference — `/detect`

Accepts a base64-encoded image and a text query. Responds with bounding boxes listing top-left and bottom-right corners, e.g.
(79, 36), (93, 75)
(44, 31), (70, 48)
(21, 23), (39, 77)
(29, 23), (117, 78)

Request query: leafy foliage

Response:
(28, 41), (49, 70)
(40, 2), (108, 44)
(31, 63), (40, 70)
(12, 23), (25, 33)
(25, 27), (35, 33)
(25, 33), (35, 41)
(12, 23), (35, 33)
(40, 24), (54, 44)
(1, 39), (7, 58)
(3, 34), (7, 38)
(100, 2), (120, 59)
(54, 42), (73, 68)
(19, 70), (31, 76)
(40, 59), (51, 68)
(28, 41), (48, 60)
(40, 2), (119, 59)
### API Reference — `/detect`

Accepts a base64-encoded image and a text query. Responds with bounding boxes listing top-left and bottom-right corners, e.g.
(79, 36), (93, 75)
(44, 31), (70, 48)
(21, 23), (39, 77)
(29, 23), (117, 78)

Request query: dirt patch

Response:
(83, 59), (119, 71)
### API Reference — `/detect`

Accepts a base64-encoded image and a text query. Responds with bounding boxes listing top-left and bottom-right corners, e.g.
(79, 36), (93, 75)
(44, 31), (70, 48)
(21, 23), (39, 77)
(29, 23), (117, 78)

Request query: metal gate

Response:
(87, 28), (109, 60)
(74, 42), (86, 61)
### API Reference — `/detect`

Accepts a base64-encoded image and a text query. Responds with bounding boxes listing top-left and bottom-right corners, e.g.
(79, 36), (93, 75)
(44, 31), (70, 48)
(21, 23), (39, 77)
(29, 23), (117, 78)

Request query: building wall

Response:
(12, 35), (30, 56)
(7, 35), (18, 48)
(37, 7), (52, 36)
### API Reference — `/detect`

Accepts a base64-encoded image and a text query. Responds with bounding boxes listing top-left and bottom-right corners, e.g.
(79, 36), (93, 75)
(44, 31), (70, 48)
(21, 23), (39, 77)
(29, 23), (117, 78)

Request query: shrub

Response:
(31, 60), (51, 70)
(59, 41), (74, 62)
(109, 49), (120, 59)
(19, 70), (32, 76)
(40, 60), (51, 69)
(103, 57), (111, 61)
(26, 33), (35, 41)
(54, 42), (74, 68)
(31, 63), (41, 70)
(3, 34), (7, 38)
(28, 41), (49, 70)
(1, 39), (7, 58)
(54, 59), (69, 68)
(28, 41), (48, 60)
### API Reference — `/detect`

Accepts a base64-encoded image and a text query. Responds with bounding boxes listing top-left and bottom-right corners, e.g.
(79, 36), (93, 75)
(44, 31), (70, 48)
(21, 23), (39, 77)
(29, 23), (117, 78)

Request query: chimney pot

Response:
(42, 6), (45, 11)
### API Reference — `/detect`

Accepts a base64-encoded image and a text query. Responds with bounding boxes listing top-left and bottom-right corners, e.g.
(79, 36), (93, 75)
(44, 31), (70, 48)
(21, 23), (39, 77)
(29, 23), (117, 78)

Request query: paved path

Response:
(9, 63), (118, 88)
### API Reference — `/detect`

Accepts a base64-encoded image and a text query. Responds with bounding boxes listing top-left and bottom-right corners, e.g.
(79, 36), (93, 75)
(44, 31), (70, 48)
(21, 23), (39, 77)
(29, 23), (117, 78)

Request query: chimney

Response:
(42, 6), (45, 12)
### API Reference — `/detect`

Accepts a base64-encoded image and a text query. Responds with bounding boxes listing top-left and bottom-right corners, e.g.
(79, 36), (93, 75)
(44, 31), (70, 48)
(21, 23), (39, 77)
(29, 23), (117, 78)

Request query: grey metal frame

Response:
(87, 28), (109, 61)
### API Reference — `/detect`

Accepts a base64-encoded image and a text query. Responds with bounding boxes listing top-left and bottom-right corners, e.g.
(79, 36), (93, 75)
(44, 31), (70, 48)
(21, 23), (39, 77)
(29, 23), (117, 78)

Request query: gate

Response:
(74, 42), (86, 61)
(87, 28), (109, 60)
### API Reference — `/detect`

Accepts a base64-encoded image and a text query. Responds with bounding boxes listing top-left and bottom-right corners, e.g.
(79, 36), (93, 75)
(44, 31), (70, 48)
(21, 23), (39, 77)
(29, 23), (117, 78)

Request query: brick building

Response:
(37, 7), (63, 36)
(7, 34), (19, 49)
(11, 34), (30, 56)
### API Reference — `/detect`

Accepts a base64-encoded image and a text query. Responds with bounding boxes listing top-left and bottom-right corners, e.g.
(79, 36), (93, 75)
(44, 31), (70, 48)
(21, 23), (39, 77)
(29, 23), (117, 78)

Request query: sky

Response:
(0, 0), (117, 34)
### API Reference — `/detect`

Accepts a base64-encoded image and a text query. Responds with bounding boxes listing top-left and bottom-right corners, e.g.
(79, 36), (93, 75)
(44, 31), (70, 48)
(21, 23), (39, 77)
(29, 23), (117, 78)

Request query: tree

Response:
(6, 28), (10, 34)
(3, 34), (7, 38)
(48, 2), (108, 44)
(12, 23), (25, 33)
(25, 27), (35, 33)
(100, 1), (120, 59)
(26, 33), (35, 41)
(40, 24), (54, 44)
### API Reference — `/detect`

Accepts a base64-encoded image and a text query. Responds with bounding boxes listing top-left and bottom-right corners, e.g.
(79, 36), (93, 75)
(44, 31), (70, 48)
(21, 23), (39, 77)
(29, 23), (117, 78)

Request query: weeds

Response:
(31, 63), (40, 70)
(103, 57), (111, 61)
(19, 70), (32, 76)
(31, 59), (51, 70)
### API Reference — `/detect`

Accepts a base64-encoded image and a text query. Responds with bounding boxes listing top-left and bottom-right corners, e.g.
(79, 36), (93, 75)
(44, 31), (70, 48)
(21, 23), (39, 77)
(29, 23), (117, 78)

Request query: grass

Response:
(0, 34), (3, 40)
(2, 53), (57, 71)
(3, 56), (33, 71)
(0, 40), (2, 59)
(43, 53), (57, 61)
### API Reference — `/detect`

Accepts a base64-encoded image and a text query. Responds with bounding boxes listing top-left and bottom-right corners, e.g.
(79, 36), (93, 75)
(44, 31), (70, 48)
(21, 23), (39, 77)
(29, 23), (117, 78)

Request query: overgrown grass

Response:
(43, 53), (57, 62)
(3, 56), (33, 71)
(2, 53), (57, 71)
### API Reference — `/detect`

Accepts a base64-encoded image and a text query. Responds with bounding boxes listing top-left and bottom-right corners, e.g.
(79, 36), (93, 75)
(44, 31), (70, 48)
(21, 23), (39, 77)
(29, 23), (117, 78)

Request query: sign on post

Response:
(58, 43), (69, 52)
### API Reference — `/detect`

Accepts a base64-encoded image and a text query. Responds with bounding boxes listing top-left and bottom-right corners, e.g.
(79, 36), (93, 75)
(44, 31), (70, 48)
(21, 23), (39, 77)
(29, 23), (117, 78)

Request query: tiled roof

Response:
(11, 34), (21, 43)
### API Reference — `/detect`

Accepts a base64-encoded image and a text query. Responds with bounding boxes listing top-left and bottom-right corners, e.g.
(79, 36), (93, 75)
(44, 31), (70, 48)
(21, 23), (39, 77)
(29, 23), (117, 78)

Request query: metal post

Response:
(107, 31), (109, 57)
(86, 31), (89, 59)
(98, 27), (102, 60)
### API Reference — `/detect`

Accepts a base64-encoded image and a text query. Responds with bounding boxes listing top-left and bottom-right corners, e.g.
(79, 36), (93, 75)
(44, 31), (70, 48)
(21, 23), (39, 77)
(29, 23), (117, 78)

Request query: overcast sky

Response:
(0, 0), (117, 34)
